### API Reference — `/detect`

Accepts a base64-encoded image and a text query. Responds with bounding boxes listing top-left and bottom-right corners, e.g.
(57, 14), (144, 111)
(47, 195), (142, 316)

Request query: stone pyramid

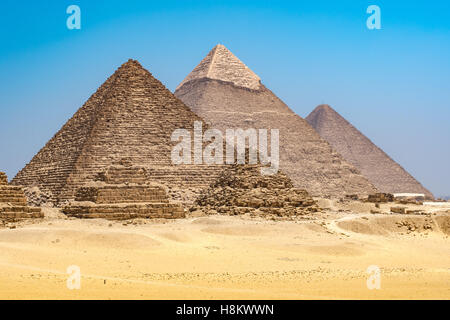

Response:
(306, 104), (433, 198)
(62, 160), (184, 220)
(175, 44), (377, 198)
(0, 172), (43, 220)
(12, 60), (224, 206)
(194, 164), (319, 217)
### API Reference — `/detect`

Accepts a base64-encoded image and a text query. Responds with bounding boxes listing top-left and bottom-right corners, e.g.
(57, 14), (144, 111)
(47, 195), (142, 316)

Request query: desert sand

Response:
(0, 201), (448, 300)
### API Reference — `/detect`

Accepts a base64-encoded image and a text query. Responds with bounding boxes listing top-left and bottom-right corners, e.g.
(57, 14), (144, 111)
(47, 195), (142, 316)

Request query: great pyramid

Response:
(12, 59), (224, 206)
(306, 104), (433, 198)
(175, 44), (377, 198)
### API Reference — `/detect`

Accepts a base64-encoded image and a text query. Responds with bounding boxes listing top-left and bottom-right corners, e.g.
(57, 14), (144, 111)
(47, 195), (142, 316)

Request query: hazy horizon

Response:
(0, 1), (449, 196)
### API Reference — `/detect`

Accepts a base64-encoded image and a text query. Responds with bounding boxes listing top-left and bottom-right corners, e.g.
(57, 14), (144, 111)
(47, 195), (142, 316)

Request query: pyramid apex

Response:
(111, 59), (150, 79)
(120, 59), (143, 69)
(315, 104), (333, 111)
(307, 104), (338, 127)
(0, 172), (8, 185)
(176, 45), (261, 91)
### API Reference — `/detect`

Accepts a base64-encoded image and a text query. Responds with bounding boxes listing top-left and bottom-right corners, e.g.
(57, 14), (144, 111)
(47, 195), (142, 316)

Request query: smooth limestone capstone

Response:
(176, 44), (261, 91)
(0, 172), (43, 221)
(306, 104), (433, 198)
(12, 60), (226, 206)
(194, 164), (320, 217)
(62, 162), (184, 220)
(175, 44), (378, 198)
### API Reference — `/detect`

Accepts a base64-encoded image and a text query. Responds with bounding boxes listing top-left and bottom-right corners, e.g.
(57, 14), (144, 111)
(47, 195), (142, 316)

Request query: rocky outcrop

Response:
(0, 172), (7, 185)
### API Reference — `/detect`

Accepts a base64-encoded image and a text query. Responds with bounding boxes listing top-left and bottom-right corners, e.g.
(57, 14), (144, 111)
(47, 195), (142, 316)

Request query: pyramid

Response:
(194, 164), (319, 217)
(175, 44), (377, 198)
(0, 172), (43, 220)
(12, 60), (225, 206)
(306, 104), (433, 198)
(62, 161), (184, 220)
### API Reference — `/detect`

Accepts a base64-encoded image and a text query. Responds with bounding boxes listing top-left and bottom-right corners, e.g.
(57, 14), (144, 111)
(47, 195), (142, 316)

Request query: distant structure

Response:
(62, 160), (184, 219)
(12, 60), (225, 206)
(175, 44), (377, 198)
(0, 172), (42, 220)
(306, 104), (433, 198)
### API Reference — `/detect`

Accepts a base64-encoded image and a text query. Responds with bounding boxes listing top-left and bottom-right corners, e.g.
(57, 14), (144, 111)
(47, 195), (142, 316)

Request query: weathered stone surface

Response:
(62, 163), (185, 220)
(394, 193), (425, 205)
(405, 209), (425, 215)
(391, 207), (406, 214)
(75, 186), (169, 204)
(0, 172), (43, 221)
(367, 193), (394, 203)
(345, 194), (359, 201)
(175, 45), (377, 198)
(0, 172), (7, 185)
(63, 203), (184, 220)
(0, 206), (42, 219)
(0, 185), (27, 206)
(12, 60), (225, 206)
(306, 104), (433, 198)
(194, 164), (320, 217)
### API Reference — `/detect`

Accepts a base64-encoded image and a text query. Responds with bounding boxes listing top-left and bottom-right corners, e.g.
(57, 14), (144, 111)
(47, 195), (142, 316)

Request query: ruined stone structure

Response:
(306, 104), (433, 198)
(194, 164), (319, 217)
(12, 60), (225, 206)
(0, 172), (7, 185)
(0, 172), (42, 220)
(62, 162), (184, 219)
(175, 44), (377, 198)
(367, 193), (394, 203)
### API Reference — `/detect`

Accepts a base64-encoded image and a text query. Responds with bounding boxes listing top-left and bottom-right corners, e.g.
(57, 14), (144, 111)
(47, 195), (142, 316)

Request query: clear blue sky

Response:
(0, 0), (449, 196)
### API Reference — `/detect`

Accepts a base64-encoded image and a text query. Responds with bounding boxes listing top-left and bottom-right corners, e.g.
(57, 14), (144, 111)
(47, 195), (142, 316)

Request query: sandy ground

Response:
(0, 204), (449, 300)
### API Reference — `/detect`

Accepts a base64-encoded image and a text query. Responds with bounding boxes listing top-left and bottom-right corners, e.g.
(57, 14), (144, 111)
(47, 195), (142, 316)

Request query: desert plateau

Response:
(0, 199), (448, 300)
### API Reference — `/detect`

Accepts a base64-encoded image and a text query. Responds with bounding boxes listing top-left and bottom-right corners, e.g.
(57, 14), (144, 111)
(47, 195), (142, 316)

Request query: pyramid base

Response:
(197, 205), (320, 217)
(0, 205), (43, 221)
(62, 202), (185, 220)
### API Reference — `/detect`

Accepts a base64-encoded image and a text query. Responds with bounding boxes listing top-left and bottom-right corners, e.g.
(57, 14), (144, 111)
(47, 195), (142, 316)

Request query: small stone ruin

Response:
(367, 193), (394, 203)
(62, 162), (184, 220)
(0, 172), (43, 221)
(193, 164), (319, 217)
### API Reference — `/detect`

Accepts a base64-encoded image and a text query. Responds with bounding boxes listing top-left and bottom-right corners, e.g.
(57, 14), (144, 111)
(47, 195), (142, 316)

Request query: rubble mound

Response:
(0, 172), (7, 185)
(23, 186), (53, 207)
(367, 193), (394, 203)
(0, 172), (43, 221)
(62, 163), (184, 220)
(194, 165), (320, 217)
